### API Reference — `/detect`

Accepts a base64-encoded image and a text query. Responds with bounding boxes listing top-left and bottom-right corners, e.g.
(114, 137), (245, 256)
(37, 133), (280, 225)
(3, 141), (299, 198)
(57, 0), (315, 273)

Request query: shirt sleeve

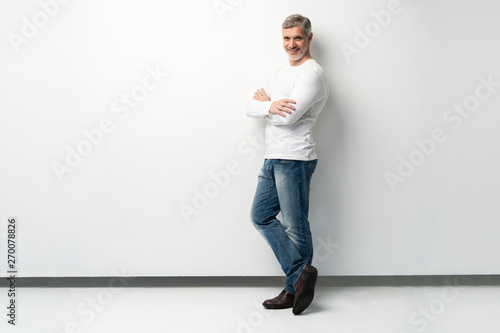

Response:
(246, 100), (272, 118)
(246, 70), (273, 118)
(265, 69), (327, 126)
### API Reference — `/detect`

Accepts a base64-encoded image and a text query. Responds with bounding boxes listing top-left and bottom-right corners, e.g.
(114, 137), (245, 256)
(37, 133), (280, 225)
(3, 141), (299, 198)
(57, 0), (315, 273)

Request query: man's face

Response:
(282, 26), (311, 62)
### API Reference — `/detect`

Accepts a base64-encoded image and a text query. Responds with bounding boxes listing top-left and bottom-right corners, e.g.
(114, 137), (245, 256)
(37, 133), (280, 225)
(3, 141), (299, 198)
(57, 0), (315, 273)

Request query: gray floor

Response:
(2, 276), (500, 332)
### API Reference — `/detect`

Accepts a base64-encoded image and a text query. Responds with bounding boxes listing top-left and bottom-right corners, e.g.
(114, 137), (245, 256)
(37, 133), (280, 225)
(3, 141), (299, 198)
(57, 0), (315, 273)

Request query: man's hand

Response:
(253, 88), (271, 102)
(253, 88), (296, 117)
(270, 99), (295, 117)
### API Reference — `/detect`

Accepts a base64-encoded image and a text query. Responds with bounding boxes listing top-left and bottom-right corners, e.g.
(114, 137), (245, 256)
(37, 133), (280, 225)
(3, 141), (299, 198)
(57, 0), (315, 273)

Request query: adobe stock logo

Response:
(340, 0), (403, 63)
(7, 0), (73, 54)
(52, 65), (169, 182)
(213, 0), (245, 21)
(400, 277), (465, 333)
(56, 269), (134, 333)
(384, 74), (499, 192)
(235, 290), (277, 333)
(178, 130), (268, 224)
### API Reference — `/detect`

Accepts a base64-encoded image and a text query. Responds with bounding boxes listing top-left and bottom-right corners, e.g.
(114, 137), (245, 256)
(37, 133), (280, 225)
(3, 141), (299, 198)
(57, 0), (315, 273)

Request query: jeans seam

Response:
(296, 162), (306, 259)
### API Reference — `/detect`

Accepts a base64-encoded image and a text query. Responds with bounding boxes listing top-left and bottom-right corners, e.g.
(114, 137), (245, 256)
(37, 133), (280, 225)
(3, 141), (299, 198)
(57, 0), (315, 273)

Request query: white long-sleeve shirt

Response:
(246, 59), (328, 161)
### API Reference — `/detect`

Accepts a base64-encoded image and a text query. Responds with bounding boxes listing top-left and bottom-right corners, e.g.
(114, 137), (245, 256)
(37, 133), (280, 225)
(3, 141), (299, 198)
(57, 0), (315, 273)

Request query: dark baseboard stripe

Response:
(1, 275), (500, 288)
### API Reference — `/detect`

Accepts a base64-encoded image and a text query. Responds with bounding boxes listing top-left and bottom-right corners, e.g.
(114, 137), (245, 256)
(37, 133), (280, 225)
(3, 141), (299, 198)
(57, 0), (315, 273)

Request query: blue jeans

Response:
(250, 158), (318, 295)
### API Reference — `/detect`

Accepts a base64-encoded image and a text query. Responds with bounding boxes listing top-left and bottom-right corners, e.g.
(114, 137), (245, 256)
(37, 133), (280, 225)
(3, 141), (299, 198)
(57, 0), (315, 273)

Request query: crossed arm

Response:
(246, 70), (326, 126)
(252, 88), (296, 118)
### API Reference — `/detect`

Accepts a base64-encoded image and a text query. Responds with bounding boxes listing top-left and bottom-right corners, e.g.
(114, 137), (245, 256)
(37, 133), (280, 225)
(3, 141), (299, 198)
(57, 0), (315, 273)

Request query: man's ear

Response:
(308, 32), (313, 43)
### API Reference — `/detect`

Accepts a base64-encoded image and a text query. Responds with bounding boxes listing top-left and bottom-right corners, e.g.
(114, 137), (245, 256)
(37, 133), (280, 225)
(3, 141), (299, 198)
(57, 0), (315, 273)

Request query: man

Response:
(246, 14), (328, 315)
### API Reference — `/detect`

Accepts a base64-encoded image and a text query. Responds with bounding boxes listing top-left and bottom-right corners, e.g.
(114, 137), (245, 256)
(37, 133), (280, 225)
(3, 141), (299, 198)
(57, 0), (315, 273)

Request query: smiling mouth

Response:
(288, 48), (299, 53)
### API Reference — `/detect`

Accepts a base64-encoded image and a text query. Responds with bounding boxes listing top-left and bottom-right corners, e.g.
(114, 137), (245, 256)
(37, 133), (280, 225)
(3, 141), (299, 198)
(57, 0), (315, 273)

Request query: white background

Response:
(0, 0), (499, 277)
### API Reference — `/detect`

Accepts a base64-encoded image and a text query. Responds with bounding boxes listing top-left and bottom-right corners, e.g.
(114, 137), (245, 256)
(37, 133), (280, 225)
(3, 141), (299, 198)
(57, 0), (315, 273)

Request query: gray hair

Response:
(282, 14), (312, 37)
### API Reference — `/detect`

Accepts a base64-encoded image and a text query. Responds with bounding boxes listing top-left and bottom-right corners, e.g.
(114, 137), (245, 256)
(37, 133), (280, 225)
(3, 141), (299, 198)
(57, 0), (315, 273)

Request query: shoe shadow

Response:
(300, 302), (327, 315)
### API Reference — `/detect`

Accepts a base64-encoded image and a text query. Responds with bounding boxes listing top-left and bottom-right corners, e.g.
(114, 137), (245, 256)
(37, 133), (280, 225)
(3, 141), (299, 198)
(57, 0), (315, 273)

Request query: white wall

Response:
(0, 0), (499, 277)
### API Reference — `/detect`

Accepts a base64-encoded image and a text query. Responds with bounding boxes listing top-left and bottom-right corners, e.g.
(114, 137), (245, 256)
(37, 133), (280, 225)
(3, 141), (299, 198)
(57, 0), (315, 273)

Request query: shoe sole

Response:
(292, 266), (318, 315)
(263, 304), (293, 310)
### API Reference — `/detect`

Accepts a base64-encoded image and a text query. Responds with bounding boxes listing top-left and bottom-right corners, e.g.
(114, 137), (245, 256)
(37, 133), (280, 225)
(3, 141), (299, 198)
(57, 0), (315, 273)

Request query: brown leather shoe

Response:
(262, 290), (295, 309)
(292, 265), (318, 315)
